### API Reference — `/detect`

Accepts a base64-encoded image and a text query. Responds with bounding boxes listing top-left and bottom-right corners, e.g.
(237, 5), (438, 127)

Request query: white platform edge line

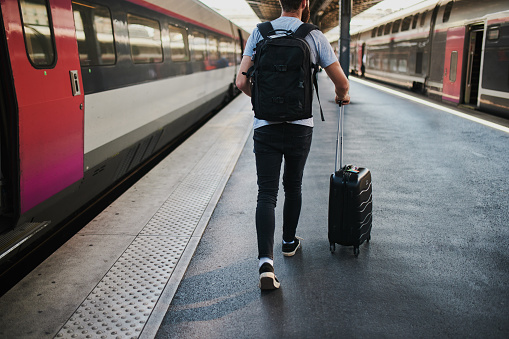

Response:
(351, 77), (509, 134)
(139, 102), (253, 339)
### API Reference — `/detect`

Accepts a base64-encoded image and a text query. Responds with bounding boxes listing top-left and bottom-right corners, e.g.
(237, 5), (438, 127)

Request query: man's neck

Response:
(281, 11), (301, 20)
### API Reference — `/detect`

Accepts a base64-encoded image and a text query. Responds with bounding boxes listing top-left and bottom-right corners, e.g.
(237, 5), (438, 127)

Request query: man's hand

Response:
(335, 93), (350, 105)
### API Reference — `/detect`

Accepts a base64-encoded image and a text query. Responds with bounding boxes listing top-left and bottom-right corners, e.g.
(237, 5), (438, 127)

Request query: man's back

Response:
(243, 16), (338, 128)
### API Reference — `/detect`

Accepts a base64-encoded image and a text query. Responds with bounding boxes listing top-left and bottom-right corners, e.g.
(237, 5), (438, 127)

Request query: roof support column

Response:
(339, 0), (351, 77)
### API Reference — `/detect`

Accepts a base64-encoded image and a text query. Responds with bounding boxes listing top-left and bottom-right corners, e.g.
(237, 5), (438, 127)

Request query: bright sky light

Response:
(198, 0), (260, 32)
(198, 0), (430, 35)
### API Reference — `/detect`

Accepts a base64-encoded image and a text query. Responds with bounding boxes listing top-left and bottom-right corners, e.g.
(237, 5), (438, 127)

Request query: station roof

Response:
(247, 0), (384, 33)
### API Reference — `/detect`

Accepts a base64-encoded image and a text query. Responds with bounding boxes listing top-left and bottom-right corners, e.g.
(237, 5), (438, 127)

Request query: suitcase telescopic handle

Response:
(335, 102), (344, 172)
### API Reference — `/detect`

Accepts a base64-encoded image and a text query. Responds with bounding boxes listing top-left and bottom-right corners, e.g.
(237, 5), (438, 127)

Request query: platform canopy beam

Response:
(245, 0), (382, 74)
(246, 0), (383, 33)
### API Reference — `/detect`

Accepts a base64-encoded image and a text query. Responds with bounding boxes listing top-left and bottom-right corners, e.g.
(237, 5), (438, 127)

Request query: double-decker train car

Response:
(349, 0), (509, 118)
(0, 0), (249, 270)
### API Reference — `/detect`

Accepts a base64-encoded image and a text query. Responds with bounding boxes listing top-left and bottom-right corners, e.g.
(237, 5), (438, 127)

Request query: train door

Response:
(0, 11), (17, 229)
(356, 43), (362, 75)
(361, 43), (366, 77)
(349, 37), (357, 74)
(442, 26), (465, 103)
(237, 28), (245, 56)
(0, 0), (84, 217)
(464, 24), (484, 105)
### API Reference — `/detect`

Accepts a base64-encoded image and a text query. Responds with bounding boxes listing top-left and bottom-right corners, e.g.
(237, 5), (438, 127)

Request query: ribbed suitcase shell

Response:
(328, 166), (373, 255)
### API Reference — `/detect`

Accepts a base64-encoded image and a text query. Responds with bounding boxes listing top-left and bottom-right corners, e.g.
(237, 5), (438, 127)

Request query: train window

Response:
(487, 26), (500, 40)
(368, 54), (374, 68)
(207, 36), (219, 68)
(412, 14), (419, 29)
(390, 58), (397, 72)
(219, 39), (235, 67)
(377, 26), (384, 36)
(72, 1), (116, 66)
(168, 24), (189, 62)
(235, 40), (242, 64)
(398, 59), (407, 73)
(19, 0), (56, 67)
(371, 28), (377, 38)
(443, 2), (453, 23)
(420, 11), (427, 27)
(384, 23), (392, 35)
(189, 31), (206, 61)
(449, 51), (457, 82)
(401, 16), (412, 32)
(382, 57), (389, 71)
(392, 19), (401, 33)
(369, 54), (377, 69)
(127, 14), (163, 64)
(416, 51), (423, 74)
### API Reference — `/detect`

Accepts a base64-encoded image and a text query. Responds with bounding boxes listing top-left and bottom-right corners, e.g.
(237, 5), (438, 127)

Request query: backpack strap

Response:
(257, 21), (274, 39)
(293, 23), (318, 38)
(312, 65), (325, 121)
(295, 24), (325, 121)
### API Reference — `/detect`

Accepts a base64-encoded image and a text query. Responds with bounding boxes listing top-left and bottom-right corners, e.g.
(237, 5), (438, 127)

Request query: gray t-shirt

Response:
(244, 17), (338, 129)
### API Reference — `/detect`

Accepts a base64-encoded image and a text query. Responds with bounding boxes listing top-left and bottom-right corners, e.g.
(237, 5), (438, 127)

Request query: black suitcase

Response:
(328, 103), (373, 256)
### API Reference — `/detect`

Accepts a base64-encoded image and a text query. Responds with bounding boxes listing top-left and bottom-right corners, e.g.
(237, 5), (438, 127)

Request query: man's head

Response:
(279, 0), (310, 22)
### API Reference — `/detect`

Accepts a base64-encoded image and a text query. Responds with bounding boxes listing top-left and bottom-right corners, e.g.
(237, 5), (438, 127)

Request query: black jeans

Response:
(253, 123), (313, 259)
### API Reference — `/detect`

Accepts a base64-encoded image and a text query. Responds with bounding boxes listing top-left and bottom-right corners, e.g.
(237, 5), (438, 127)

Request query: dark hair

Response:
(279, 0), (303, 12)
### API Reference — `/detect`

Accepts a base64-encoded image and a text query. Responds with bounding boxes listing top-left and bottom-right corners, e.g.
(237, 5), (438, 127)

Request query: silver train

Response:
(0, 0), (249, 271)
(347, 0), (509, 118)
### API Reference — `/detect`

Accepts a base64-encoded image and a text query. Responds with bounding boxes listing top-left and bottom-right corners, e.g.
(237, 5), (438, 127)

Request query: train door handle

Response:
(70, 70), (81, 96)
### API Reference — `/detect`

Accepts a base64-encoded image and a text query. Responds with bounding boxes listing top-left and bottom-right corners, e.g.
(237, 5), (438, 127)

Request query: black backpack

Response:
(245, 22), (324, 122)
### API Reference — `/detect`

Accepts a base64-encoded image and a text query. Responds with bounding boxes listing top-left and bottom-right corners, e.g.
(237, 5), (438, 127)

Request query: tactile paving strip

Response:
(56, 237), (186, 339)
(55, 121), (247, 339)
(141, 140), (234, 237)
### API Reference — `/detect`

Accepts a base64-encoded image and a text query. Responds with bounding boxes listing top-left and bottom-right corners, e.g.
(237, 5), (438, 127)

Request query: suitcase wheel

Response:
(353, 247), (360, 257)
(330, 242), (335, 253)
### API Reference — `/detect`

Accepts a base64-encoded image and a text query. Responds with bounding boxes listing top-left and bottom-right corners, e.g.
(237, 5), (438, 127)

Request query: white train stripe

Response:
(84, 67), (235, 154)
(479, 88), (509, 100)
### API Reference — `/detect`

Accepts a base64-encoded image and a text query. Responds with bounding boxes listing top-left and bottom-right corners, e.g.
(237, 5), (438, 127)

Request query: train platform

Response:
(1, 73), (509, 338)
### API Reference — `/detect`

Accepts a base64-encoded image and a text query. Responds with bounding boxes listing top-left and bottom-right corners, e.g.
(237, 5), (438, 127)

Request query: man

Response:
(236, 0), (350, 290)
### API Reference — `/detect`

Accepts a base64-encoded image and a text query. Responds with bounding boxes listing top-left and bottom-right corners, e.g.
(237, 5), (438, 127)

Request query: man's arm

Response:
(236, 55), (254, 97)
(324, 61), (350, 105)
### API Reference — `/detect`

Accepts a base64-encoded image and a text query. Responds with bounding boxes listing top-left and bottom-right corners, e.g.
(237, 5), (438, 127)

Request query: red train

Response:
(0, 0), (248, 267)
(348, 0), (509, 118)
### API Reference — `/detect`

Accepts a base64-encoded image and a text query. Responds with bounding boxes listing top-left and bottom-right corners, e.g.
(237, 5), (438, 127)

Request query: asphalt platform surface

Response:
(155, 76), (509, 338)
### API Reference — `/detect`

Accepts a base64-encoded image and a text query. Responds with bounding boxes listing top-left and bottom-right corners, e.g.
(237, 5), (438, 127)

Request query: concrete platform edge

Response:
(140, 96), (253, 338)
